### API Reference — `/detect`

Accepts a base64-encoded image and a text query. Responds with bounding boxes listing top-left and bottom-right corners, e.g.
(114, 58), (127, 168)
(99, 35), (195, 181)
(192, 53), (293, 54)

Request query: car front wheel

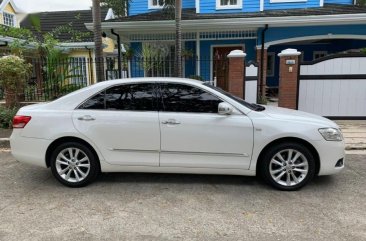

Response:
(50, 142), (100, 187)
(260, 142), (316, 191)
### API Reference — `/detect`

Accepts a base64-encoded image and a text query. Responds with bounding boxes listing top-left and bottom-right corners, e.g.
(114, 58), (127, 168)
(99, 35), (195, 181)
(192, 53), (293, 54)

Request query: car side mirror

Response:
(218, 102), (233, 115)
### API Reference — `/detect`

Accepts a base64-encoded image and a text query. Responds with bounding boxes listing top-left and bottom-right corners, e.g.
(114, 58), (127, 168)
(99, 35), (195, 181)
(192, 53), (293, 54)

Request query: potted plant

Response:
(188, 75), (204, 81)
(0, 55), (31, 107)
(124, 48), (135, 60)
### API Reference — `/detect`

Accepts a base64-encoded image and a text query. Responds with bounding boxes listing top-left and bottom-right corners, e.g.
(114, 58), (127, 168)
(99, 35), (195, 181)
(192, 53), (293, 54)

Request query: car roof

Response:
(93, 77), (203, 88)
(44, 77), (206, 110)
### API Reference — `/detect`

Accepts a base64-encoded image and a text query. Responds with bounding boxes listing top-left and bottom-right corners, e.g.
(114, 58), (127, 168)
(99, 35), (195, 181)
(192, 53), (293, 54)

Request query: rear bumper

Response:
(10, 130), (50, 168)
(313, 139), (346, 176)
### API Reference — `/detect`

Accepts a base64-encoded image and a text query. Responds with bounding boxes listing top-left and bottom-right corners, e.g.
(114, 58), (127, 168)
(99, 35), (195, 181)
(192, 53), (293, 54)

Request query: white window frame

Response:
(3, 12), (15, 27)
(216, 0), (242, 10)
(313, 51), (328, 60)
(148, 0), (164, 9)
(267, 52), (275, 77)
(270, 0), (306, 3)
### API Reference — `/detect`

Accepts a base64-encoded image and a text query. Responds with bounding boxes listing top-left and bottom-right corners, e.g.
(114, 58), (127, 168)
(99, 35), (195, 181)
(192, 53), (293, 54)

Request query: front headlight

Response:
(318, 128), (343, 141)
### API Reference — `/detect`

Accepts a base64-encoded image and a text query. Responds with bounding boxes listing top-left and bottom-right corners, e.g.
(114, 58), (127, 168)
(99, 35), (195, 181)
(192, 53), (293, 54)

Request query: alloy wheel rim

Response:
(55, 148), (90, 183)
(269, 149), (309, 187)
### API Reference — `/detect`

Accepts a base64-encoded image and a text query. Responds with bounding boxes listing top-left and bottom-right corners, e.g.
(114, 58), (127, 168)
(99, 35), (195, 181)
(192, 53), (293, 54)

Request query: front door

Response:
(158, 83), (253, 169)
(72, 83), (160, 166)
(213, 46), (243, 91)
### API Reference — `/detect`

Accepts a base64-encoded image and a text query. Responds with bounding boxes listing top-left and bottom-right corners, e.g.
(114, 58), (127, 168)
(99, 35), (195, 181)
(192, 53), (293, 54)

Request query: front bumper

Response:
(313, 139), (346, 176)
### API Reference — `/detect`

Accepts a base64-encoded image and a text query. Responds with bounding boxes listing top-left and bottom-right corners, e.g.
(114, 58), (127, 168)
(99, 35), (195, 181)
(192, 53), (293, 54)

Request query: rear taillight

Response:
(12, 116), (32, 128)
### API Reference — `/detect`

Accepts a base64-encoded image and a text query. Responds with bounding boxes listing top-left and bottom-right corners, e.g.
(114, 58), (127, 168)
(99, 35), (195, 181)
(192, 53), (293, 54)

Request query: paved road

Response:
(0, 151), (365, 241)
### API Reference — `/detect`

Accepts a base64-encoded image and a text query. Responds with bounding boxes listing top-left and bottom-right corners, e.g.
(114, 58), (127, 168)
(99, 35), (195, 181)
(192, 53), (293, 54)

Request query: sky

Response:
(13, 0), (93, 13)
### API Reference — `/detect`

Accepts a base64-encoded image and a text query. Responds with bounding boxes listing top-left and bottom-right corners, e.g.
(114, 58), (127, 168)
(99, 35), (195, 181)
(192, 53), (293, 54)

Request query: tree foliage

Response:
(0, 14), (91, 56)
(0, 55), (31, 90)
(0, 14), (92, 100)
(0, 55), (32, 107)
(0, 26), (35, 41)
(356, 0), (366, 6)
(160, 0), (175, 18)
(101, 0), (130, 17)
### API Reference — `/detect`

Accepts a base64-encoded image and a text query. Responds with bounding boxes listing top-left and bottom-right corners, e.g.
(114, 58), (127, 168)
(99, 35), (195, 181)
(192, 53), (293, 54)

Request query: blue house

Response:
(90, 0), (366, 94)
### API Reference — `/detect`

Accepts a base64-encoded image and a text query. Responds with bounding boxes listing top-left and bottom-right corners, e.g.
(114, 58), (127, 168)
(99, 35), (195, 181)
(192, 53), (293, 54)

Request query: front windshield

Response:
(203, 83), (265, 111)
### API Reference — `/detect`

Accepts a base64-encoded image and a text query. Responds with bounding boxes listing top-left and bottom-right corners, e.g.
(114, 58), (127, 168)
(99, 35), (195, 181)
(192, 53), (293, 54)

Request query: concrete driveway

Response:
(0, 151), (365, 241)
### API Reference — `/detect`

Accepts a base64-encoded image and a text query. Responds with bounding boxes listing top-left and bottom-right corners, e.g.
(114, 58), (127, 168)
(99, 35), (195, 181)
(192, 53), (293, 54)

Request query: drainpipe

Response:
(260, 24), (269, 98)
(111, 29), (122, 78)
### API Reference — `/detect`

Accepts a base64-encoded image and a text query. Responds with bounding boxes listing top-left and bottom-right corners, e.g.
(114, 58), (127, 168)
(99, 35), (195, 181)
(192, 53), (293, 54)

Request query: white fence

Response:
(298, 54), (366, 117)
(245, 62), (258, 104)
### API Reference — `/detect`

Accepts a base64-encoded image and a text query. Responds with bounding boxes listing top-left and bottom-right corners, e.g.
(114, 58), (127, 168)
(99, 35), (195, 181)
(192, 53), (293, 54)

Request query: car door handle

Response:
(77, 115), (95, 121)
(162, 119), (181, 125)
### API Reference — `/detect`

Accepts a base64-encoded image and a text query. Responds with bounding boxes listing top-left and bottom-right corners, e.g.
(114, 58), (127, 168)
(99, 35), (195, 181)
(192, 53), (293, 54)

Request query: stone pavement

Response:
(336, 120), (366, 151)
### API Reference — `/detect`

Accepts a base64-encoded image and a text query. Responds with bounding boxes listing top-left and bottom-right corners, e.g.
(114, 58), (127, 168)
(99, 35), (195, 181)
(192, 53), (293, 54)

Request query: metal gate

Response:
(298, 54), (366, 118)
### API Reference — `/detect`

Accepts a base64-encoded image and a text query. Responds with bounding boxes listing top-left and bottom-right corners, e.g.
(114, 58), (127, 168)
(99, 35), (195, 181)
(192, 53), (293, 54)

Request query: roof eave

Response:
(57, 42), (95, 49)
(85, 13), (366, 32)
(0, 0), (22, 13)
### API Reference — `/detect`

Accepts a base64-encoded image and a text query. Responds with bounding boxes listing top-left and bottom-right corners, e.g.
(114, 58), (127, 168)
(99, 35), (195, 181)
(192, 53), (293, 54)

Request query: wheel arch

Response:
(45, 136), (100, 168)
(256, 137), (320, 176)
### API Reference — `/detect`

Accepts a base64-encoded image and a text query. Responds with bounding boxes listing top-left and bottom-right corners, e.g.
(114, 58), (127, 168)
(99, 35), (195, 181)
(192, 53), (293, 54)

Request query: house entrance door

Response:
(213, 46), (243, 91)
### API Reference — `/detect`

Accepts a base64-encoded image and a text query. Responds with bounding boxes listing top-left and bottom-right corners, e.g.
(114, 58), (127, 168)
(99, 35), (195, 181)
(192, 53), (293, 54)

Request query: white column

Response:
(195, 0), (200, 13)
(260, 0), (264, 11)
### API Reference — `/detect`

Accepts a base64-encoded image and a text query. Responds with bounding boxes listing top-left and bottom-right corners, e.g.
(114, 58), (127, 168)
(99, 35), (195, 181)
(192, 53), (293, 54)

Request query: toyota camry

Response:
(10, 78), (345, 190)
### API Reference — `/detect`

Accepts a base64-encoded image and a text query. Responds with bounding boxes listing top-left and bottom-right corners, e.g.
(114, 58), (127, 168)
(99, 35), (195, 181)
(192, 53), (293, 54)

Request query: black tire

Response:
(259, 142), (316, 191)
(50, 142), (100, 187)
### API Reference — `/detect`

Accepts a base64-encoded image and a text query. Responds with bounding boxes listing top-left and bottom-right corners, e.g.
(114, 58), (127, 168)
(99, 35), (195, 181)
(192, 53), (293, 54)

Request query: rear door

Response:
(158, 83), (253, 169)
(72, 82), (160, 166)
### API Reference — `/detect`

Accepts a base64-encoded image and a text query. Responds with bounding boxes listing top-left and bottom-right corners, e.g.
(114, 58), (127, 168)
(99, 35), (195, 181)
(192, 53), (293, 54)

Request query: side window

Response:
(105, 83), (157, 111)
(160, 83), (222, 113)
(80, 91), (105, 110)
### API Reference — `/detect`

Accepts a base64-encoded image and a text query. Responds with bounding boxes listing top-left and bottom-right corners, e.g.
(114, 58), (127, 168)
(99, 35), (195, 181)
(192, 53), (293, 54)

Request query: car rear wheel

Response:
(50, 142), (100, 187)
(260, 142), (316, 191)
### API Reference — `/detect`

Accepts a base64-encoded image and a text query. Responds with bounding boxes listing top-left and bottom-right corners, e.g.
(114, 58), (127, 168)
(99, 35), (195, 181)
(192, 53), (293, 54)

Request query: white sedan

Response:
(10, 78), (345, 190)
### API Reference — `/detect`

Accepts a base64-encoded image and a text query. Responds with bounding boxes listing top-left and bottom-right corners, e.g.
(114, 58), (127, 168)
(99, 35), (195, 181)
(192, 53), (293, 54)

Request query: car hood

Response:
(262, 105), (339, 128)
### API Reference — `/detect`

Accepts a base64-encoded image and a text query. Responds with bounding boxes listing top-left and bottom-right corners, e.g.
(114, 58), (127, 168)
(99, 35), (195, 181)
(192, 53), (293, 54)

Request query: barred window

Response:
(69, 57), (88, 86)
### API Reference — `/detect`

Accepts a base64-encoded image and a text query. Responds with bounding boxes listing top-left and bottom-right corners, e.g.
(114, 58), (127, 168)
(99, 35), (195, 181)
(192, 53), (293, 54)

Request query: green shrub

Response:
(257, 95), (268, 105)
(0, 106), (19, 129)
(188, 75), (204, 81)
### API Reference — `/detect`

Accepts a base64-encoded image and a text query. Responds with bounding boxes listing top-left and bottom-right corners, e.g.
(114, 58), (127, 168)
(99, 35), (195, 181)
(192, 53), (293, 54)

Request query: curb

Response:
(0, 138), (10, 149)
(345, 147), (366, 151)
